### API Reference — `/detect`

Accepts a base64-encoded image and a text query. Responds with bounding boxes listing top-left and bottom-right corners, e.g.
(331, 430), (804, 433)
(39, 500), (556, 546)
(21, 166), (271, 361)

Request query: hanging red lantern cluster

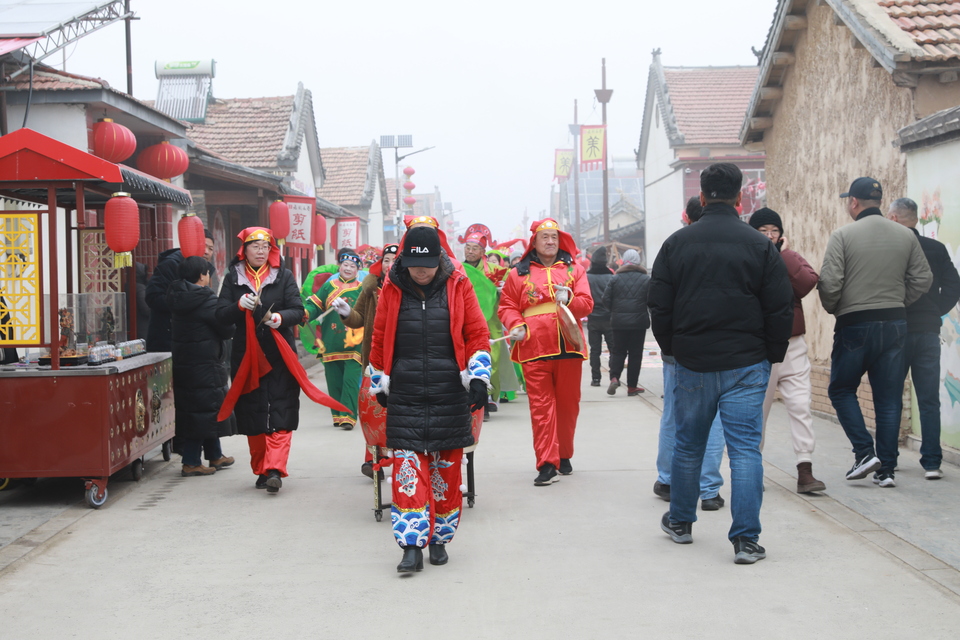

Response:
(138, 141), (189, 179)
(312, 214), (327, 247)
(178, 214), (206, 258)
(93, 118), (136, 163)
(269, 200), (290, 245)
(402, 167), (416, 209)
(104, 192), (139, 268)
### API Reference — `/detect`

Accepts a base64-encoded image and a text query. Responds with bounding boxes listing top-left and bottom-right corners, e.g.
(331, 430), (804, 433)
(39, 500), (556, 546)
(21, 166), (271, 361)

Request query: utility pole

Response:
(595, 58), (613, 243)
(569, 100), (581, 245)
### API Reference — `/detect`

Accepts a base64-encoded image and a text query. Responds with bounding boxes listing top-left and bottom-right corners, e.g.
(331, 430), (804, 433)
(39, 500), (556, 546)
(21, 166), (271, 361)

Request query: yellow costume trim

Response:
(523, 303), (556, 317)
(322, 352), (363, 364)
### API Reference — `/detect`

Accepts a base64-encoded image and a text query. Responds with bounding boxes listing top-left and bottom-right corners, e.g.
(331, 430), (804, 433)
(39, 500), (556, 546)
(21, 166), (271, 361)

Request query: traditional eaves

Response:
(742, 0), (960, 145)
(188, 95), (295, 170)
(318, 142), (384, 209)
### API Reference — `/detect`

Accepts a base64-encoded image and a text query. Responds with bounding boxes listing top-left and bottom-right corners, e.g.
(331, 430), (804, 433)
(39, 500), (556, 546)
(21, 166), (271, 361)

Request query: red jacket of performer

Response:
(499, 219), (593, 363)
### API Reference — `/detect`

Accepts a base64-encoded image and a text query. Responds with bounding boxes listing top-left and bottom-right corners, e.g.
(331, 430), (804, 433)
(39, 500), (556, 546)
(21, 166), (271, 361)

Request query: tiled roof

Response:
(7, 68), (105, 91)
(384, 178), (399, 211)
(187, 96), (294, 170)
(877, 0), (960, 60)
(317, 146), (373, 207)
(662, 67), (759, 145)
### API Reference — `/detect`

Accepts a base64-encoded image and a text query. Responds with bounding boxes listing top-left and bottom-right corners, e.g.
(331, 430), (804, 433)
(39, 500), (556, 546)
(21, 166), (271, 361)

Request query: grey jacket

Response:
(818, 209), (932, 326)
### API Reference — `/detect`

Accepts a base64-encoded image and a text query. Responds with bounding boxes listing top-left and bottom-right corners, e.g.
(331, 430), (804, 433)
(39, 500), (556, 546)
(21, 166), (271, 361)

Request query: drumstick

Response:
(489, 335), (511, 345)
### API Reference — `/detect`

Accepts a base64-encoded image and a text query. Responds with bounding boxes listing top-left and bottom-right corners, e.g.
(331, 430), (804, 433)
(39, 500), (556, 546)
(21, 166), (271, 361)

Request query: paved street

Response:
(2, 358), (960, 638)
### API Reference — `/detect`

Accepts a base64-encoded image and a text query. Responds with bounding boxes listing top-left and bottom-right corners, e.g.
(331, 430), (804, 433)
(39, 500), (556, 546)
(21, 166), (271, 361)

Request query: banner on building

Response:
(335, 217), (361, 251)
(554, 149), (574, 182)
(580, 125), (606, 171)
(282, 195), (316, 247)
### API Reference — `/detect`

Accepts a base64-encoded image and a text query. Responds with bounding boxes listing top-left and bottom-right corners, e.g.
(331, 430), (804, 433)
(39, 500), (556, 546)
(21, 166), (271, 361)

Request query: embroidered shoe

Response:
(661, 512), (692, 544)
(733, 536), (766, 564)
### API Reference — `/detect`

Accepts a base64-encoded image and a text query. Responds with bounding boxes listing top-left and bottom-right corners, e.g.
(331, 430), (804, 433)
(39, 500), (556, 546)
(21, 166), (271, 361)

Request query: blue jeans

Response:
(905, 331), (942, 470)
(656, 360), (725, 499)
(670, 360), (770, 541)
(181, 438), (223, 467)
(828, 320), (907, 472)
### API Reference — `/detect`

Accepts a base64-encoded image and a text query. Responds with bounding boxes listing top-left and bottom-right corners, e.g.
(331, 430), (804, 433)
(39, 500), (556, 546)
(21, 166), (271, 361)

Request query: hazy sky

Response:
(61, 0), (778, 240)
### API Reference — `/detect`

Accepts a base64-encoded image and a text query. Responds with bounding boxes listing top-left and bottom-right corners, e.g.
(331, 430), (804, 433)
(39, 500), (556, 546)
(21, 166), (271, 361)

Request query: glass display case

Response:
(39, 292), (127, 365)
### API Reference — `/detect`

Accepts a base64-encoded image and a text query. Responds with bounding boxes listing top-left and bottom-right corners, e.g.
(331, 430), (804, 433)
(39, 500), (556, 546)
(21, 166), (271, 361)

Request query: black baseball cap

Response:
(401, 226), (441, 268)
(840, 177), (882, 200)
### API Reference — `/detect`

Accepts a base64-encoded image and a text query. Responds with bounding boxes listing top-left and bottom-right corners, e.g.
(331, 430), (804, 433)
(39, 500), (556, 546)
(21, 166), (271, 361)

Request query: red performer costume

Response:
(498, 218), (593, 485)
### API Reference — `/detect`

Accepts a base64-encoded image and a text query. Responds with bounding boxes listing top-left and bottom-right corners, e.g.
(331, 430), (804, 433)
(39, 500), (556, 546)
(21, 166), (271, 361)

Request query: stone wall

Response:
(763, 1), (917, 428)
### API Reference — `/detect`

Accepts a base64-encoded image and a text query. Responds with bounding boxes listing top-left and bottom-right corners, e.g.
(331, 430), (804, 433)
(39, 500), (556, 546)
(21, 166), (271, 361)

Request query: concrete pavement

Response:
(1, 359), (959, 638)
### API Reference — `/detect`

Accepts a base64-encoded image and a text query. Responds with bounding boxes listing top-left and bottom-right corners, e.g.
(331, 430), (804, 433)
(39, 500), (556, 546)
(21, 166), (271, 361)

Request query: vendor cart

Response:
(0, 353), (175, 507)
(0, 129), (191, 507)
(359, 375), (481, 522)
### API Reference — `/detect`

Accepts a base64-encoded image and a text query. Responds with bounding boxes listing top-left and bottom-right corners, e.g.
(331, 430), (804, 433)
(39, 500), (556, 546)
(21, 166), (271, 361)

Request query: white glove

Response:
(238, 293), (257, 311)
(554, 285), (572, 305)
(264, 312), (282, 329)
(508, 326), (526, 341)
(331, 297), (351, 318)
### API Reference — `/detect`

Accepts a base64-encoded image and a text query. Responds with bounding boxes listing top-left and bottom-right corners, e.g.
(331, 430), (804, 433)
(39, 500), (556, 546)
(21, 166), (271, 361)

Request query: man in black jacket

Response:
(649, 163), (793, 564)
(888, 197), (960, 480)
(586, 245), (614, 386)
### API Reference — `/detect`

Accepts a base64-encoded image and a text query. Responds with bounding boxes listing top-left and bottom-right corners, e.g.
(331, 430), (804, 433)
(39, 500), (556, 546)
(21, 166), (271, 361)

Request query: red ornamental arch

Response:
(93, 119), (137, 163)
(138, 141), (189, 179)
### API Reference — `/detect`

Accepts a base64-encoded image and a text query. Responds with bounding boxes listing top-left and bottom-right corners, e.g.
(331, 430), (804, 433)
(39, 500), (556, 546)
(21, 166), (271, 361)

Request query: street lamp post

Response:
(595, 58), (613, 243)
(379, 135), (435, 242)
(569, 99), (581, 246)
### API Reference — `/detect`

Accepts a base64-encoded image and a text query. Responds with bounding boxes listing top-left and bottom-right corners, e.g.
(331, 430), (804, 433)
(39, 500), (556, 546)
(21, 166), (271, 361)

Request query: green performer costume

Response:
(305, 275), (363, 428)
(464, 263), (519, 405)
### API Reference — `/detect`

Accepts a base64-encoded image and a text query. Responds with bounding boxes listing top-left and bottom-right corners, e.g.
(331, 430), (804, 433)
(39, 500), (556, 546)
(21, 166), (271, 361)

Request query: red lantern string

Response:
(138, 141), (189, 179)
(93, 118), (137, 163)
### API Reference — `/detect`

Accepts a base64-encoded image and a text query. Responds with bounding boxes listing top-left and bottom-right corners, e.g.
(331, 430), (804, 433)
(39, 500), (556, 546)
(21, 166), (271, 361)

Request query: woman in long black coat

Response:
(602, 249), (651, 396)
(167, 256), (236, 476)
(216, 227), (304, 493)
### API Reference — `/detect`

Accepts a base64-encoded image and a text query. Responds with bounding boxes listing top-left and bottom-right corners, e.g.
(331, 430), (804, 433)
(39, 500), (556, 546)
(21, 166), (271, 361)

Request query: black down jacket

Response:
(386, 261), (473, 452)
(586, 269), (614, 330)
(166, 279), (236, 440)
(216, 260), (305, 435)
(602, 265), (651, 331)
(145, 248), (183, 352)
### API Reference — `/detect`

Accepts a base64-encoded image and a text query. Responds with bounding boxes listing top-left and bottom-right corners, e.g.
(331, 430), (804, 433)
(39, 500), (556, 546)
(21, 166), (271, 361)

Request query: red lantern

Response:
(178, 214), (206, 258)
(138, 141), (189, 179)
(403, 166), (415, 177)
(403, 181), (416, 191)
(104, 192), (139, 268)
(93, 118), (136, 163)
(403, 196), (417, 206)
(312, 214), (327, 246)
(269, 200), (290, 244)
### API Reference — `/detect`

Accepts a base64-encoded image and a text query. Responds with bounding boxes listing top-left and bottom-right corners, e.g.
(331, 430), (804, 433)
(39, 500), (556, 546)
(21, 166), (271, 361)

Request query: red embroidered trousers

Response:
(247, 431), (293, 477)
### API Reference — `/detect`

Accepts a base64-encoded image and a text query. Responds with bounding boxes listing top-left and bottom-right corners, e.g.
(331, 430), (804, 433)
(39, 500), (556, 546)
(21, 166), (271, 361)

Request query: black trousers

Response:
(588, 326), (611, 382)
(608, 329), (646, 388)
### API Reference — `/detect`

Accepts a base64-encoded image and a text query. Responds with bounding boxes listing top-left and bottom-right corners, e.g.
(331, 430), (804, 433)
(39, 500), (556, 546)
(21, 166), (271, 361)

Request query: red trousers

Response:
(392, 449), (463, 548)
(522, 358), (583, 469)
(247, 431), (292, 477)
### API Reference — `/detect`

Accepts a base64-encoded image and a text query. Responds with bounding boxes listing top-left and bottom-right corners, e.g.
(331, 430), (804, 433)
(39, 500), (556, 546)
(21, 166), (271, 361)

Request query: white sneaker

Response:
(925, 468), (944, 480)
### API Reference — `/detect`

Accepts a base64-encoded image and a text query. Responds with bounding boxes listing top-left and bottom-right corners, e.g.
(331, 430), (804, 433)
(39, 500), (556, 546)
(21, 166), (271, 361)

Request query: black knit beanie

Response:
(748, 207), (783, 235)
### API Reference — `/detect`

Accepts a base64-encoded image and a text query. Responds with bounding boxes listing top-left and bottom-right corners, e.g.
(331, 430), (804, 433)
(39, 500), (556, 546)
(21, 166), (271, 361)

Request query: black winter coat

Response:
(906, 228), (960, 333)
(145, 248), (183, 352)
(648, 203), (794, 372)
(386, 259), (473, 452)
(216, 260), (305, 435)
(166, 280), (236, 440)
(602, 265), (651, 331)
(586, 269), (614, 329)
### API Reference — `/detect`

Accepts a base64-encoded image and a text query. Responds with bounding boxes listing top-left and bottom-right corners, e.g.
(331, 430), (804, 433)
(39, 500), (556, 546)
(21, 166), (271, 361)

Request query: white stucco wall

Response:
(643, 117), (683, 267)
(368, 178), (384, 247)
(6, 103), (89, 151)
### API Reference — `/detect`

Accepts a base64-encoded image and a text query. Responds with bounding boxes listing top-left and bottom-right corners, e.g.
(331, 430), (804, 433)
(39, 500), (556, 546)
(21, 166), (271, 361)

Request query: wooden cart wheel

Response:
(85, 485), (108, 508)
(131, 458), (144, 482)
(0, 478), (12, 491)
(161, 440), (172, 462)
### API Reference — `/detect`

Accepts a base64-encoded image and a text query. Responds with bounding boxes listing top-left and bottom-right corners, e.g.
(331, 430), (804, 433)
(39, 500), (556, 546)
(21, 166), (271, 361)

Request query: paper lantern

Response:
(104, 192), (139, 268)
(403, 166), (415, 177)
(138, 141), (189, 179)
(312, 214), (327, 246)
(178, 214), (206, 258)
(269, 200), (290, 245)
(93, 118), (136, 163)
(403, 196), (417, 206)
(403, 181), (416, 191)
